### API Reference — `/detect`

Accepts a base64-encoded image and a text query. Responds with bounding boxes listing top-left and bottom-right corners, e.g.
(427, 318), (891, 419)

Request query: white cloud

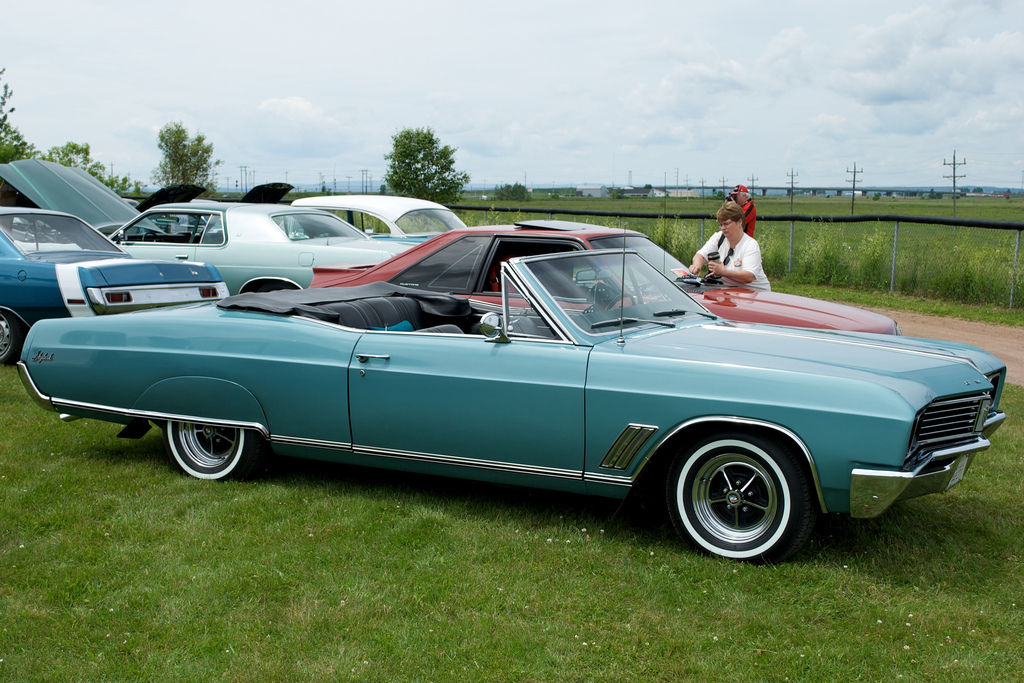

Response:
(1, 0), (1021, 188)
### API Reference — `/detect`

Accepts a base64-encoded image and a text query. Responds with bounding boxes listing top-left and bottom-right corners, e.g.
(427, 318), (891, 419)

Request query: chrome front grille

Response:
(915, 395), (986, 446)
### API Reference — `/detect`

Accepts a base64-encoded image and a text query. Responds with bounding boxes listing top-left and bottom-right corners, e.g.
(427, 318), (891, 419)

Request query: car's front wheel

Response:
(0, 311), (27, 366)
(666, 432), (817, 563)
(163, 421), (268, 481)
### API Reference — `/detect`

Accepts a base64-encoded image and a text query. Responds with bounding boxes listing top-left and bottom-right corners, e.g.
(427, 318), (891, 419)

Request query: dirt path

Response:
(867, 308), (1024, 386)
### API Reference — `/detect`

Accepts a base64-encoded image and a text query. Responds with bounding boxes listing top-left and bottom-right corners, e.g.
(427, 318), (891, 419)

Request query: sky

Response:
(3, 0), (1022, 192)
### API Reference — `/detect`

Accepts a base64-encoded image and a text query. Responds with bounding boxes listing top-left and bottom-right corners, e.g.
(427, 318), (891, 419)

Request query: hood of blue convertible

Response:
(613, 320), (999, 401)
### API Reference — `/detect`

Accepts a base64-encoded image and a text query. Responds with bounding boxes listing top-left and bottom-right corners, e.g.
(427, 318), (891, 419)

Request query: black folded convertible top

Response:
(216, 282), (472, 322)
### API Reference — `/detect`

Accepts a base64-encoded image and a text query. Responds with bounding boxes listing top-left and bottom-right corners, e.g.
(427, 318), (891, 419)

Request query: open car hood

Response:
(136, 184), (207, 213)
(0, 159), (140, 233)
(241, 183), (293, 204)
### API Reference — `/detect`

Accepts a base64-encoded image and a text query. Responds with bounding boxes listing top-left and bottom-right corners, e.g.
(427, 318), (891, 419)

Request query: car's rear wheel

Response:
(0, 311), (27, 366)
(666, 432), (816, 563)
(163, 421), (268, 481)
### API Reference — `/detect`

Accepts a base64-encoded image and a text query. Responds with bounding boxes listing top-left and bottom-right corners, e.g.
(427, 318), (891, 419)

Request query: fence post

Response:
(700, 218), (705, 244)
(890, 220), (900, 292)
(788, 220), (794, 273)
(1012, 229), (1021, 308)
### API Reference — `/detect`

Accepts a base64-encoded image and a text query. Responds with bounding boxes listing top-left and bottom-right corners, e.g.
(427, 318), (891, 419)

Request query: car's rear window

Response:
(1, 213), (121, 254)
(391, 235), (491, 291)
(272, 212), (365, 241)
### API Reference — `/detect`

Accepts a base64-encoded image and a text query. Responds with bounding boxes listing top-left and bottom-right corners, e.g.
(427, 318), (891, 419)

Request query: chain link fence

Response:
(449, 205), (1024, 308)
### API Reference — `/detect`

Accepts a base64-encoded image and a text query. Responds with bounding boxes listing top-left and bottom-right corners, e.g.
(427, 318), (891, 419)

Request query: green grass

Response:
(1, 361), (1022, 682)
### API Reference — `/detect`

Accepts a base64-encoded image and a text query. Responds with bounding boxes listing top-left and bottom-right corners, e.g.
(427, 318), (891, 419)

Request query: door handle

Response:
(355, 354), (390, 363)
(174, 254), (190, 260)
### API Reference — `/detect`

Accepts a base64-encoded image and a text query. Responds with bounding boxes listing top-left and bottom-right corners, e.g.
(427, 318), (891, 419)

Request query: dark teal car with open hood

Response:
(16, 249), (1006, 563)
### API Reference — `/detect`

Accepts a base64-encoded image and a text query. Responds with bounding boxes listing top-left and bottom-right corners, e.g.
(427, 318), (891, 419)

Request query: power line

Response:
(943, 151), (966, 218)
(787, 168), (799, 213)
(846, 163), (863, 215)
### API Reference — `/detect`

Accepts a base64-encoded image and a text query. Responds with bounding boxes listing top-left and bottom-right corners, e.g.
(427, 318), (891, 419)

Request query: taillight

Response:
(199, 287), (220, 299)
(105, 292), (133, 304)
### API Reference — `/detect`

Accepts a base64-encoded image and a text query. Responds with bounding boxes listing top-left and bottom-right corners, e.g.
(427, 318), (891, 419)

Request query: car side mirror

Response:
(478, 312), (510, 343)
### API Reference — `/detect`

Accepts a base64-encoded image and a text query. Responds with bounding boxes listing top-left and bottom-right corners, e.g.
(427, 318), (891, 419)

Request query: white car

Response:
(291, 195), (467, 241)
(110, 203), (412, 295)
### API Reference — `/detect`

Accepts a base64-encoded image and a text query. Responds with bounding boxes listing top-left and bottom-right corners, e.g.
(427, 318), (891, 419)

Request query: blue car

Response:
(16, 249), (1006, 563)
(1, 207), (227, 364)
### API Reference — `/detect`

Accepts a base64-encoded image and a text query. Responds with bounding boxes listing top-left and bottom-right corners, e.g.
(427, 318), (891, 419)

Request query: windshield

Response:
(1, 212), (121, 254)
(272, 212), (366, 241)
(520, 251), (709, 336)
(395, 208), (467, 234)
(588, 235), (690, 278)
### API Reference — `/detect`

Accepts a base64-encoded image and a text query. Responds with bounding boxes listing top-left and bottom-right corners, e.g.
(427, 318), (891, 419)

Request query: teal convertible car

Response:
(17, 250), (1006, 563)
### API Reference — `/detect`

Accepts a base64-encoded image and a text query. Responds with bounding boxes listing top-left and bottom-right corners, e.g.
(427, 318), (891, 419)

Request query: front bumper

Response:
(849, 410), (1006, 519)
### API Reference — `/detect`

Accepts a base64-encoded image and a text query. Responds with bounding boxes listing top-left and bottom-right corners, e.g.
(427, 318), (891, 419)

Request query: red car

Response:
(311, 220), (899, 334)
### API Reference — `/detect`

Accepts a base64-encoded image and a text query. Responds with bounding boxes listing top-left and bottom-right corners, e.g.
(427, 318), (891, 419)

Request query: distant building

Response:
(622, 186), (667, 198)
(576, 184), (609, 198)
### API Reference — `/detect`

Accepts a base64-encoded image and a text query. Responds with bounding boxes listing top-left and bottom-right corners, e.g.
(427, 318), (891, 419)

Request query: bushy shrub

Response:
(796, 220), (851, 286)
(922, 232), (1011, 304)
(851, 223), (892, 290)
(755, 225), (789, 280)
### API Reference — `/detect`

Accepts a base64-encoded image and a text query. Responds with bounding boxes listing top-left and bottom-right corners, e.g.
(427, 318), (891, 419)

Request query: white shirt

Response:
(696, 232), (771, 291)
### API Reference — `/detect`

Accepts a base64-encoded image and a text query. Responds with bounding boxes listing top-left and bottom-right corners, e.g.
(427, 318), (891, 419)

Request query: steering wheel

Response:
(586, 282), (637, 311)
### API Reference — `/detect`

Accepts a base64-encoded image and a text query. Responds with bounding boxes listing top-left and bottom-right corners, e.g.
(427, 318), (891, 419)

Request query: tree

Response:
(383, 127), (469, 204)
(494, 182), (528, 202)
(151, 121), (221, 190)
(0, 67), (37, 163)
(43, 141), (105, 176)
(42, 141), (143, 195)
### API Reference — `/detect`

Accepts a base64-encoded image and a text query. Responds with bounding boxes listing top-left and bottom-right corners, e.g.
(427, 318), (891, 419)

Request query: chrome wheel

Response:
(667, 433), (816, 563)
(178, 423), (241, 469)
(689, 452), (778, 545)
(0, 311), (26, 366)
(163, 420), (268, 481)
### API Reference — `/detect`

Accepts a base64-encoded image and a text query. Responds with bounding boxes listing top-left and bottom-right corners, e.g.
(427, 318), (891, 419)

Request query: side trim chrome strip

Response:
(45, 395), (271, 439)
(585, 472), (634, 488)
(16, 362), (55, 412)
(272, 435), (352, 451)
(351, 444), (583, 480)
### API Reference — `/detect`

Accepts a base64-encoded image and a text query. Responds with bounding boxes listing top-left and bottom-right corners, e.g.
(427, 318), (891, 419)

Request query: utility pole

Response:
(747, 174), (758, 195)
(846, 163), (862, 215)
(684, 174), (691, 201)
(787, 168), (799, 213)
(719, 177), (728, 198)
(943, 151), (966, 218)
(699, 178), (707, 205)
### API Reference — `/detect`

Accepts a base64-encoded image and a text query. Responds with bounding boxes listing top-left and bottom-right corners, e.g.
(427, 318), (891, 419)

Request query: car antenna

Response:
(617, 223), (627, 346)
